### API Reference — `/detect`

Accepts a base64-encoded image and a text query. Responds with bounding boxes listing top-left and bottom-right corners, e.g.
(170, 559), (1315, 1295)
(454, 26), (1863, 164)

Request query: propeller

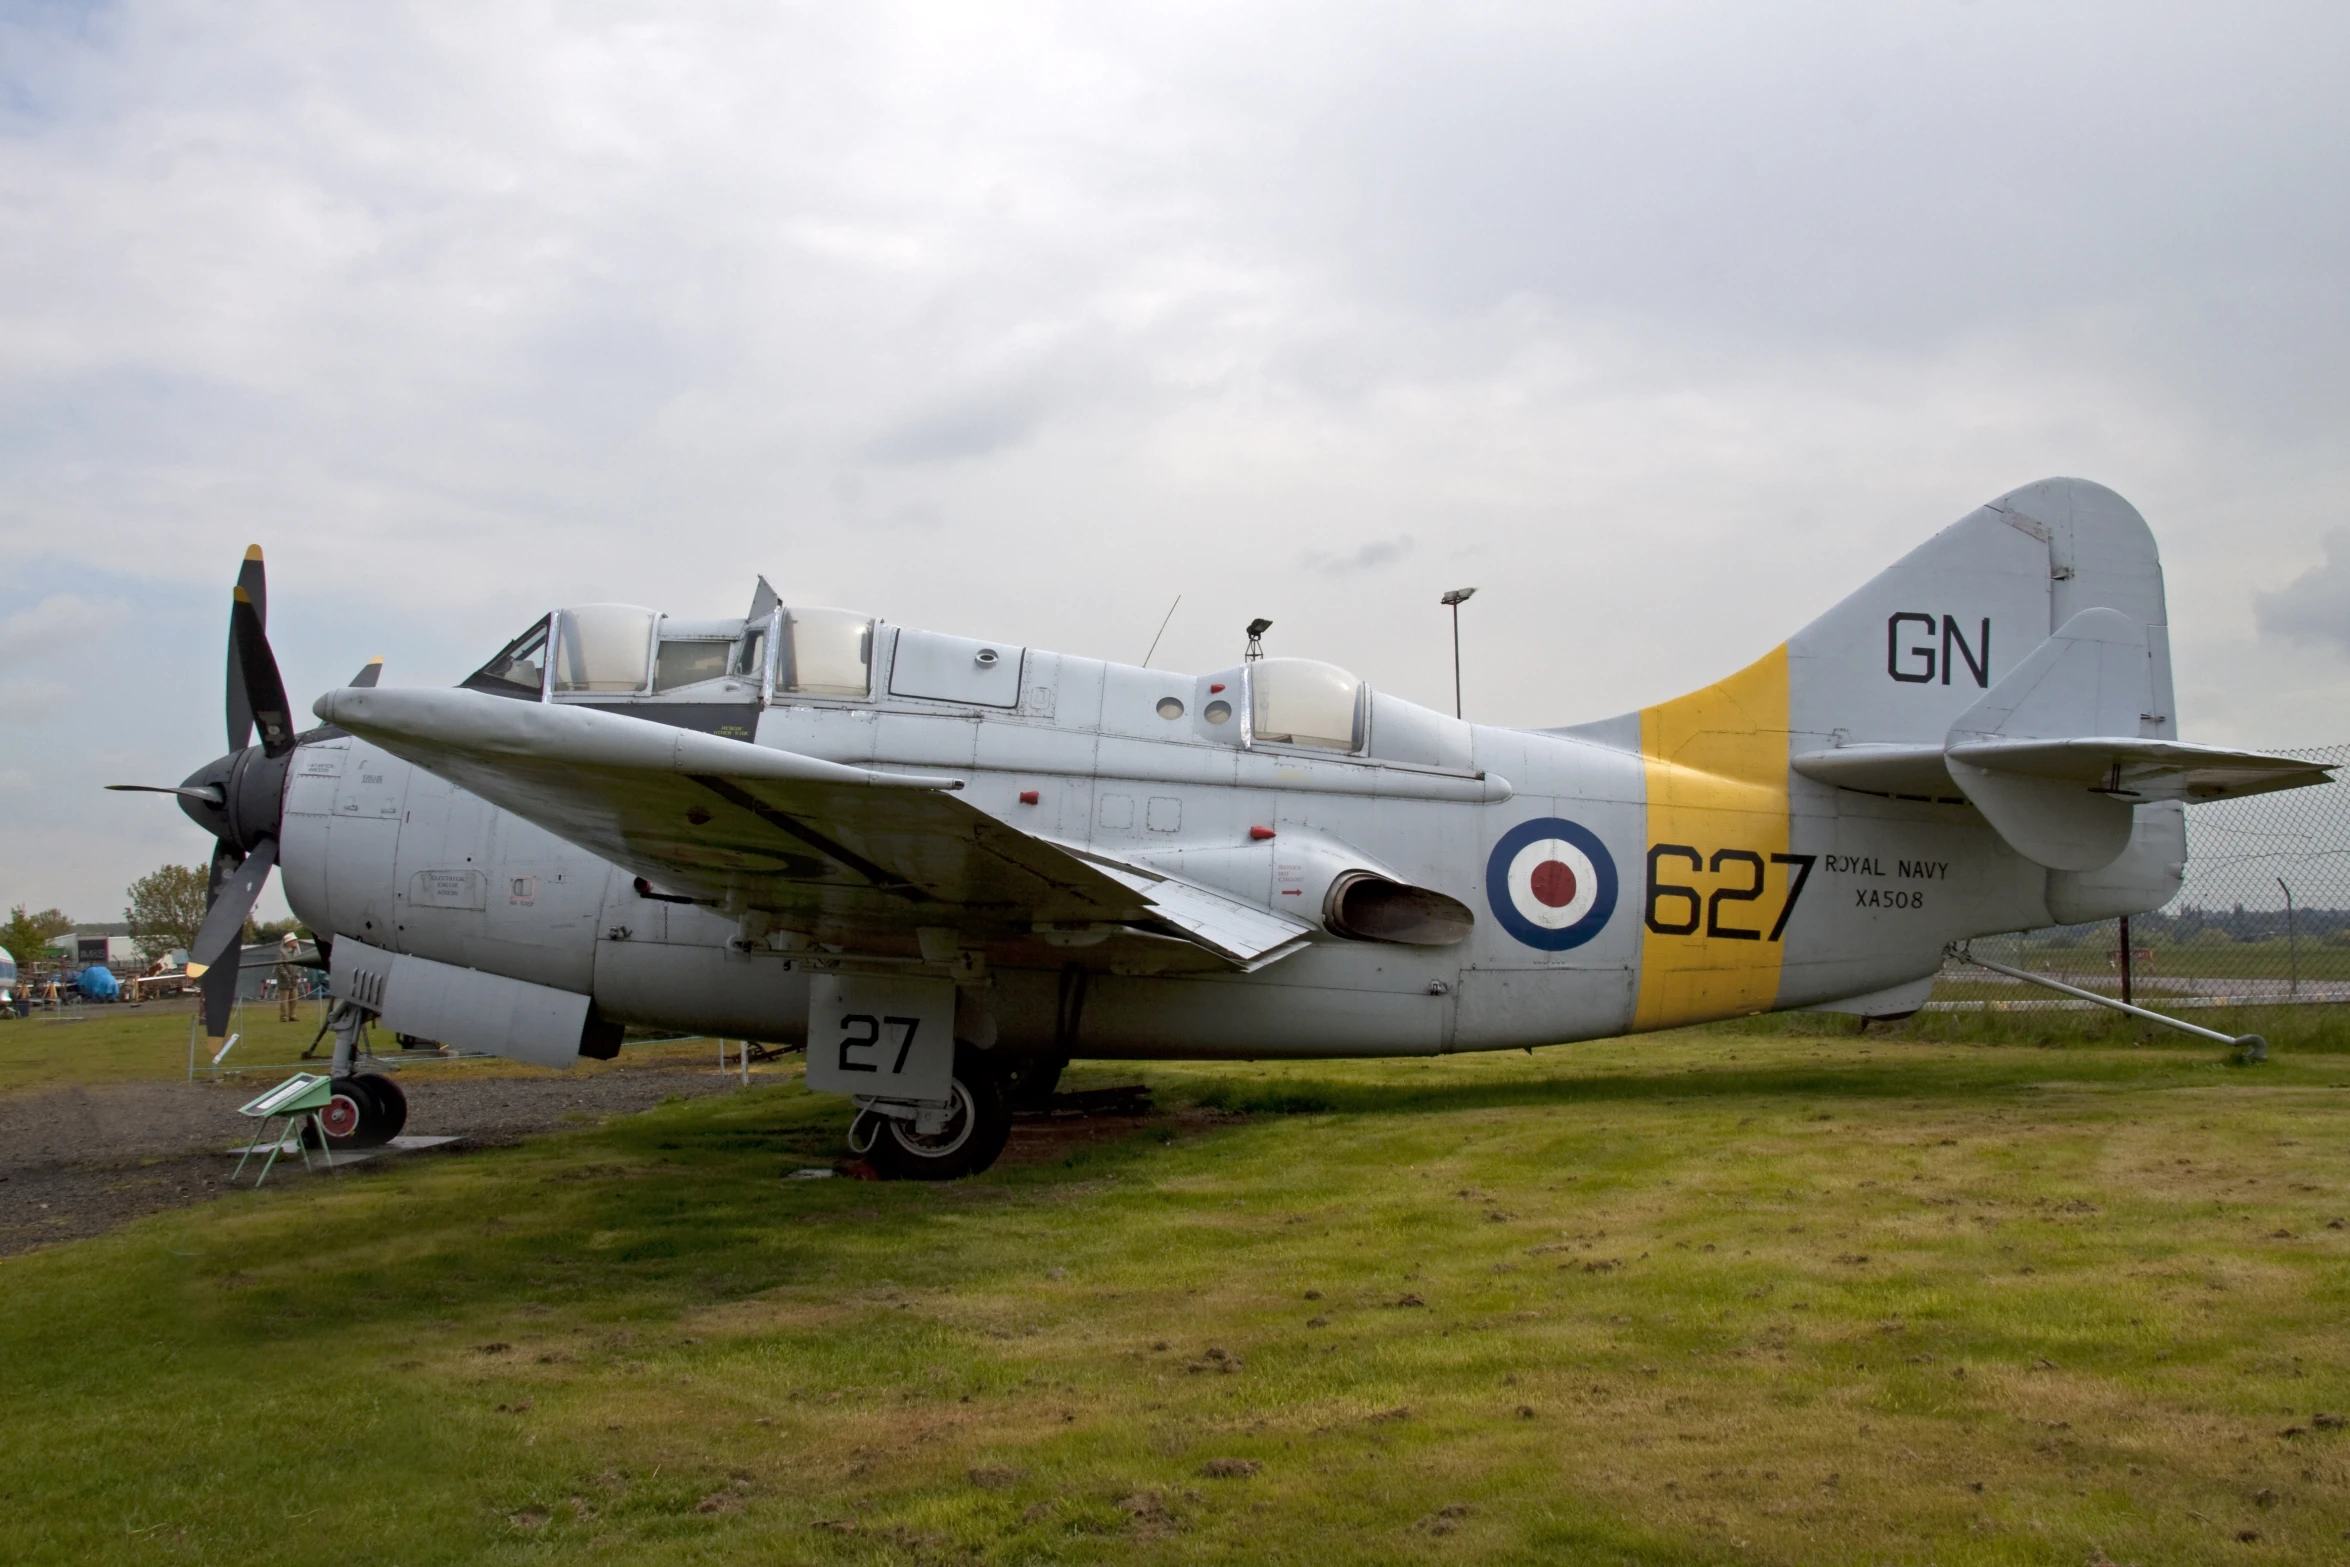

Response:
(231, 585), (297, 757)
(225, 545), (266, 753)
(104, 546), (368, 1041)
(108, 545), (387, 1041)
(190, 841), (251, 1039)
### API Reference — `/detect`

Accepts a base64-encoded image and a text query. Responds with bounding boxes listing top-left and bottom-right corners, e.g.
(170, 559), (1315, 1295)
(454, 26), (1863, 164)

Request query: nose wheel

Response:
(320, 1072), (408, 1148)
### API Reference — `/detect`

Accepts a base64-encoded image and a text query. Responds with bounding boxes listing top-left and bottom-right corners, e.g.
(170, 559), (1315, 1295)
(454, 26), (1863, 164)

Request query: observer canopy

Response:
(1250, 658), (1366, 751)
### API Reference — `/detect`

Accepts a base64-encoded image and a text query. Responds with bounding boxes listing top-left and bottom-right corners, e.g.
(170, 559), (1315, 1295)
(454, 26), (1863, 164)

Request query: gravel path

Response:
(0, 1064), (743, 1257)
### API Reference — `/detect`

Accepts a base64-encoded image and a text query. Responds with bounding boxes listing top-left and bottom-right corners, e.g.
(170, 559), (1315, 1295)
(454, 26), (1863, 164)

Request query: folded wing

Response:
(314, 687), (1313, 969)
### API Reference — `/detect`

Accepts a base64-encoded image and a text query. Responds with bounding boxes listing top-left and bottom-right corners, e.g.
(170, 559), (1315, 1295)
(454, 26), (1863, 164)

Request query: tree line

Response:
(3, 862), (307, 968)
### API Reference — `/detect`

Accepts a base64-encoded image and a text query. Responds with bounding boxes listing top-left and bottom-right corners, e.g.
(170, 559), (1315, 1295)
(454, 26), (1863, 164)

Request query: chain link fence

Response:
(1938, 743), (2350, 1009)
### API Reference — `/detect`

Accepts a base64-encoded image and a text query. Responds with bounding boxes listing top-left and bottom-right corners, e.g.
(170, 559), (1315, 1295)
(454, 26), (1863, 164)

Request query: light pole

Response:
(1439, 588), (1477, 719)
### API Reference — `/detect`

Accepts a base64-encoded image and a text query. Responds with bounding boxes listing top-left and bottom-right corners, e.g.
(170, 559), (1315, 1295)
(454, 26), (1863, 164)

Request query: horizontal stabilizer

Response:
(1793, 605), (2332, 872)
(1943, 737), (2331, 802)
(1793, 737), (2328, 806)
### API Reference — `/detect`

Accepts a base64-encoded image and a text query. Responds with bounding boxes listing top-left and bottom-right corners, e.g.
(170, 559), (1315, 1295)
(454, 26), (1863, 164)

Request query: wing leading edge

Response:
(313, 687), (1313, 969)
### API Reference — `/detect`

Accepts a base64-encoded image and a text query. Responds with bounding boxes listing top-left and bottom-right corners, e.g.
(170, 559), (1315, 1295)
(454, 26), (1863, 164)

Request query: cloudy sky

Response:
(4, 0), (2347, 924)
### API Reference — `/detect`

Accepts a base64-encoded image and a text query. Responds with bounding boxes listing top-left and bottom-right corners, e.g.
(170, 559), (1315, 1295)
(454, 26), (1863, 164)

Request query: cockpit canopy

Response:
(1248, 658), (1365, 752)
(461, 603), (876, 702)
(455, 597), (1465, 772)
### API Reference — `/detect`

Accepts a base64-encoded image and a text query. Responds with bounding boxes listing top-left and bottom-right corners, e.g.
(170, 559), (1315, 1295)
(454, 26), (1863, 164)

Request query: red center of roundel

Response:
(1529, 859), (1578, 908)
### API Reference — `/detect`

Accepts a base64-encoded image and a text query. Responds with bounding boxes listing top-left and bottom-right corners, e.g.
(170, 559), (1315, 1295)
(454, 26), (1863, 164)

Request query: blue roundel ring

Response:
(1485, 817), (1619, 951)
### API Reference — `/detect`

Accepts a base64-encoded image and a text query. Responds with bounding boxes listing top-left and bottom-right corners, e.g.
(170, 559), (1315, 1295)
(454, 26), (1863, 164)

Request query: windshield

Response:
(459, 616), (550, 700)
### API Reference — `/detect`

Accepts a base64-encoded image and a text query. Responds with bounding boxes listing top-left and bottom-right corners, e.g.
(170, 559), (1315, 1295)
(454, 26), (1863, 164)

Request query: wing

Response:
(314, 687), (1312, 969)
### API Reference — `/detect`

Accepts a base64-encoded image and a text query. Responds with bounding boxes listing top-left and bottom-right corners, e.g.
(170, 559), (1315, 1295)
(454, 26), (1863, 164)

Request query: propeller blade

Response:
(201, 938), (243, 1041)
(194, 843), (245, 1041)
(185, 836), (276, 976)
(226, 545), (266, 753)
(104, 783), (225, 803)
(231, 587), (297, 758)
(349, 656), (384, 689)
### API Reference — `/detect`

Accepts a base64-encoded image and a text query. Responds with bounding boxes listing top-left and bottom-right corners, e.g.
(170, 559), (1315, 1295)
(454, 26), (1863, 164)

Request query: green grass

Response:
(0, 999), (727, 1096)
(3, 1015), (2349, 1563)
(1996, 940), (2350, 982)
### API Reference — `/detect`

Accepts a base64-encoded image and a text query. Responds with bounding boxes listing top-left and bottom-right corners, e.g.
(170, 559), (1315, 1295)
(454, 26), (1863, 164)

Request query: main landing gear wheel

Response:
(859, 1051), (1012, 1181)
(321, 1072), (408, 1149)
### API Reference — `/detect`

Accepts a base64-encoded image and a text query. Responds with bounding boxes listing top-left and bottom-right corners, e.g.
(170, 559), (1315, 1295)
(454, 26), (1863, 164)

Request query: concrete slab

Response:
(222, 1133), (463, 1167)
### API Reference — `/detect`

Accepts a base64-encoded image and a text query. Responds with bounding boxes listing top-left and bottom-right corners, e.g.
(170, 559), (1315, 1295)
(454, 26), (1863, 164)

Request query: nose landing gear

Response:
(320, 1072), (408, 1148)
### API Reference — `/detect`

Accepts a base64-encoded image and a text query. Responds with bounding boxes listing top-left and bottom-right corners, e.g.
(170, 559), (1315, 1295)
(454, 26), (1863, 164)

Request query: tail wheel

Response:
(863, 1051), (1012, 1181)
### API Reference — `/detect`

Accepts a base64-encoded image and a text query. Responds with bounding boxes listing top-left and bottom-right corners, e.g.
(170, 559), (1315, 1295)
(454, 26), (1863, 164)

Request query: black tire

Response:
(1002, 1053), (1067, 1110)
(863, 1052), (1012, 1181)
(353, 1072), (408, 1141)
(322, 1074), (403, 1149)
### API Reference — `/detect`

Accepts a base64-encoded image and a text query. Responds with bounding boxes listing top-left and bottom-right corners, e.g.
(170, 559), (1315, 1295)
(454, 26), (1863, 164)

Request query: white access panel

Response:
(888, 628), (1025, 707)
(805, 972), (957, 1103)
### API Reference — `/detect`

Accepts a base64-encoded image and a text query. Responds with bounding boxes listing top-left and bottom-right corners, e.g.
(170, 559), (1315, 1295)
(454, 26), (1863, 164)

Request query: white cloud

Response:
(2255, 533), (2350, 659)
(0, 594), (126, 662)
(0, 0), (2347, 905)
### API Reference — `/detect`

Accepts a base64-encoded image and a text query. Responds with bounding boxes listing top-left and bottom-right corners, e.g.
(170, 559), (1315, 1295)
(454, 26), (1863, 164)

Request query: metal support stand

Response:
(1950, 944), (2266, 1062)
(2279, 879), (2299, 1000)
(2118, 914), (2133, 1006)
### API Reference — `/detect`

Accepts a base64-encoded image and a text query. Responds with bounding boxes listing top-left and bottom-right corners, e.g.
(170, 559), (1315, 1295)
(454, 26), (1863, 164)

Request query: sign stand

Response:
(230, 1073), (337, 1187)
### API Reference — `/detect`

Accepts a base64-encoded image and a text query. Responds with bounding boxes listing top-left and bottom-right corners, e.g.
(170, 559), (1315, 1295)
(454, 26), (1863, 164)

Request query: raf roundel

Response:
(1485, 817), (1619, 951)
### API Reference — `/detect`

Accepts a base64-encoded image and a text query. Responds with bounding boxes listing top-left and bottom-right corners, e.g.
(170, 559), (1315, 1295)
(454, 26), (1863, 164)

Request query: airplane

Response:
(110, 478), (2331, 1178)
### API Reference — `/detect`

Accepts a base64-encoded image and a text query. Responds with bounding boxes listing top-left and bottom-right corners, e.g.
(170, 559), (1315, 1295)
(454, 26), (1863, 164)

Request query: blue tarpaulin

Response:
(75, 966), (120, 1000)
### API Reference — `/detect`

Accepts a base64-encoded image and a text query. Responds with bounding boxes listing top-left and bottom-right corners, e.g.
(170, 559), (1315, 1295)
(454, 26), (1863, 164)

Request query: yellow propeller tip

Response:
(232, 586), (252, 605)
(186, 962), (209, 979)
(244, 544), (264, 561)
(366, 655), (384, 666)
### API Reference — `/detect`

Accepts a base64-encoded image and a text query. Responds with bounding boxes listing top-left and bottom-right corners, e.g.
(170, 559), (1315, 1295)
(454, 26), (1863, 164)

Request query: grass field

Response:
(2, 1008), (2347, 1564)
(0, 998), (725, 1095)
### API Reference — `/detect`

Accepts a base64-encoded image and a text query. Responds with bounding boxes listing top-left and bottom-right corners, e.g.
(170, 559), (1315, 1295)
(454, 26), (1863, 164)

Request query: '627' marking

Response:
(1643, 847), (1816, 941)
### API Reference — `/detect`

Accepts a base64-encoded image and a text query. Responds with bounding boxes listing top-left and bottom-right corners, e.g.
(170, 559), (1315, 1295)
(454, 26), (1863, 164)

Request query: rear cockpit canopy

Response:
(461, 602), (875, 703)
(1248, 658), (1365, 751)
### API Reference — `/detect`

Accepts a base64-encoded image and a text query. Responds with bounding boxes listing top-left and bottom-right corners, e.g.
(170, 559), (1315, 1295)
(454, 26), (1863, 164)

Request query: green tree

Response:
(125, 864), (210, 962)
(0, 904), (73, 964)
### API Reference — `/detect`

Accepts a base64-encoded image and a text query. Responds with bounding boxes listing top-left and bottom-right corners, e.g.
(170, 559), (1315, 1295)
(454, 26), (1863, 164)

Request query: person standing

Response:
(275, 932), (302, 1023)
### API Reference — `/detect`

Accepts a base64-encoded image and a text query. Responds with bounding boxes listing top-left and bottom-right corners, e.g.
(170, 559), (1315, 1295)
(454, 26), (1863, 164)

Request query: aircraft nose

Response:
(177, 754), (236, 840)
(177, 747), (289, 854)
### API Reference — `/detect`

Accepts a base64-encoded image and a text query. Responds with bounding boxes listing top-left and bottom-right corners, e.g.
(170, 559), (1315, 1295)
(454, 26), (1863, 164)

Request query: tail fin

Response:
(1773, 480), (2328, 892)
(1784, 476), (2174, 747)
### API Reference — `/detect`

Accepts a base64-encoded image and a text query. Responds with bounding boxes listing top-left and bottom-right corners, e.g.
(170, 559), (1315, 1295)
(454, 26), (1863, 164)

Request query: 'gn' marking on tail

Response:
(1885, 614), (1990, 686)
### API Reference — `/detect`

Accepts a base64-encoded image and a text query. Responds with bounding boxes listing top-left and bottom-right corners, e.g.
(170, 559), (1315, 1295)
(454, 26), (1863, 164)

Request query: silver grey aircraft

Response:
(114, 478), (2330, 1177)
